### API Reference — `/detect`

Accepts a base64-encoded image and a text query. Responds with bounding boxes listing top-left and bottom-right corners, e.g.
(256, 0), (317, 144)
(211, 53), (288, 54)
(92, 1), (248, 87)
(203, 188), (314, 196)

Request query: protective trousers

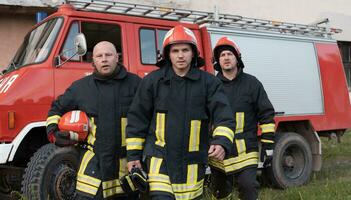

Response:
(210, 167), (259, 200)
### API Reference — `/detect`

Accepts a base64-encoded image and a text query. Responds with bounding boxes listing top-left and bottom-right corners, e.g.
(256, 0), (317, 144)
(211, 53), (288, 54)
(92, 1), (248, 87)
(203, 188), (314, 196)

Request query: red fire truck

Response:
(0, 0), (350, 199)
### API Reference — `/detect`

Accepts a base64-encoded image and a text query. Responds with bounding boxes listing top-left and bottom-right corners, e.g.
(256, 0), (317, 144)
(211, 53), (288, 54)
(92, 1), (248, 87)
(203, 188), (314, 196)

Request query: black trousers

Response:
(76, 186), (139, 200)
(210, 167), (259, 200)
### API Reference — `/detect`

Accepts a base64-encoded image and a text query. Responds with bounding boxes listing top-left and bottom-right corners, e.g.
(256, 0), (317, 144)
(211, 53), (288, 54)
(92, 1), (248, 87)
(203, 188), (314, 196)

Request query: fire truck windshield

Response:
(5, 17), (63, 73)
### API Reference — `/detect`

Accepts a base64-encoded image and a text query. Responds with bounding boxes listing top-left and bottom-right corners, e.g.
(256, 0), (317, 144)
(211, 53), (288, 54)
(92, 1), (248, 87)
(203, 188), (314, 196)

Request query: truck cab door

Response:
(54, 19), (126, 98)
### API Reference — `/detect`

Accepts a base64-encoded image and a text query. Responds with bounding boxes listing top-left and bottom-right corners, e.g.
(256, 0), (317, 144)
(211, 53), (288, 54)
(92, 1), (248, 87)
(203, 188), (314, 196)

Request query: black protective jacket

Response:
(46, 65), (141, 198)
(126, 65), (235, 199)
(210, 69), (275, 174)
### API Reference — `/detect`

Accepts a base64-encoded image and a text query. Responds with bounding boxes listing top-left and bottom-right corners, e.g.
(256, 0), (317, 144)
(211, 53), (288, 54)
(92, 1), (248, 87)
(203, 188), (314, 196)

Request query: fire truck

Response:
(0, 0), (350, 199)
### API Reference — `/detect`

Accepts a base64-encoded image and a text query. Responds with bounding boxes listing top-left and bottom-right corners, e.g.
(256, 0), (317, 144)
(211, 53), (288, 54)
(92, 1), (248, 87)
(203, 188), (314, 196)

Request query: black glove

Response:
(48, 130), (77, 147)
(120, 167), (148, 194)
(261, 142), (274, 168)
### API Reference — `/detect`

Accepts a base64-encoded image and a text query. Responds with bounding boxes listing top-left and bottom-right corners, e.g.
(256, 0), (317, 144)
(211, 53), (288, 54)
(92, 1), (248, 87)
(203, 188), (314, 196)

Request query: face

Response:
(219, 50), (238, 71)
(169, 43), (194, 73)
(92, 41), (118, 76)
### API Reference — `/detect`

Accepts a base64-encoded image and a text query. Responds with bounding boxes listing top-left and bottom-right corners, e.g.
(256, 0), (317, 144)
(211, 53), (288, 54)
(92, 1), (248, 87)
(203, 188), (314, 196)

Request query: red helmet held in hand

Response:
(58, 110), (90, 142)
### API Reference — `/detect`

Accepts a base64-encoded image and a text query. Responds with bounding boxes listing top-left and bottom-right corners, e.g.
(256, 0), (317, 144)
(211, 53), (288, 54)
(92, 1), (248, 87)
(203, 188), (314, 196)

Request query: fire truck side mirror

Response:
(75, 33), (87, 56)
(55, 33), (87, 67)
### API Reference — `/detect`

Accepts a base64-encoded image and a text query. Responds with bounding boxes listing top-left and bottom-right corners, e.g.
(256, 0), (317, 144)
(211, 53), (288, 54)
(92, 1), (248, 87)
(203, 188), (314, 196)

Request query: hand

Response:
(208, 144), (225, 161)
(127, 160), (142, 172)
(261, 143), (274, 167)
(48, 131), (76, 147)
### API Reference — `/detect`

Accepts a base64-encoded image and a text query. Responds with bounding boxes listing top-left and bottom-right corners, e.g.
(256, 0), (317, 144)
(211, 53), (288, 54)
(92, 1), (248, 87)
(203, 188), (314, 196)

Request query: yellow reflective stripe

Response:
(209, 152), (259, 173)
(236, 139), (246, 155)
(174, 188), (203, 200)
(213, 126), (234, 143)
(46, 115), (61, 126)
(77, 174), (101, 187)
(189, 120), (201, 152)
(119, 158), (128, 178)
(121, 117), (127, 147)
(76, 181), (99, 195)
(223, 152), (259, 166)
(149, 157), (163, 174)
(126, 175), (136, 191)
(102, 179), (120, 189)
(187, 164), (198, 184)
(102, 179), (124, 197)
(148, 174), (171, 184)
(126, 138), (145, 150)
(149, 182), (173, 193)
(224, 157), (259, 172)
(148, 157), (173, 194)
(261, 139), (274, 143)
(172, 179), (204, 191)
(155, 113), (166, 147)
(260, 123), (275, 133)
(235, 112), (244, 134)
(148, 174), (172, 193)
(87, 118), (96, 145)
(102, 185), (124, 198)
(78, 150), (94, 174)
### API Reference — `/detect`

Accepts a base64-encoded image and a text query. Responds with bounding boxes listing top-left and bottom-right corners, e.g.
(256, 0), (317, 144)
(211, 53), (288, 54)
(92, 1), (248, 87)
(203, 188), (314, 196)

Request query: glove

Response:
(48, 130), (77, 147)
(120, 167), (148, 194)
(261, 142), (274, 168)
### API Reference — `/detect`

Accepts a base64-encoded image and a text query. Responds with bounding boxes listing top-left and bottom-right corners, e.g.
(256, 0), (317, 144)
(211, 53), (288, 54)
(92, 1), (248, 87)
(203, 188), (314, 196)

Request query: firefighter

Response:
(126, 25), (235, 200)
(209, 36), (276, 200)
(46, 41), (141, 199)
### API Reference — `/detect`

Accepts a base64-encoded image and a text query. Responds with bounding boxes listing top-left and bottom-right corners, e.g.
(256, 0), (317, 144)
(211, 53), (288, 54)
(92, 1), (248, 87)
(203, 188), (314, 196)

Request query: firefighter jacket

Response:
(209, 69), (275, 174)
(46, 65), (141, 199)
(126, 64), (235, 199)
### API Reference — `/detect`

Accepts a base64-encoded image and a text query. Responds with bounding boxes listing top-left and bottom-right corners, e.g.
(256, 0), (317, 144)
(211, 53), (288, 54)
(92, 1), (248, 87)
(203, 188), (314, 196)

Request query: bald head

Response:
(92, 41), (119, 77)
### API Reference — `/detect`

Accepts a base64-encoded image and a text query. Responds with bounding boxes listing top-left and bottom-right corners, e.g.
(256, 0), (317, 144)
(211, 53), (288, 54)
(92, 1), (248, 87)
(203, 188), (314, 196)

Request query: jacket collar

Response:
(161, 64), (200, 81)
(93, 64), (128, 81)
(217, 67), (243, 82)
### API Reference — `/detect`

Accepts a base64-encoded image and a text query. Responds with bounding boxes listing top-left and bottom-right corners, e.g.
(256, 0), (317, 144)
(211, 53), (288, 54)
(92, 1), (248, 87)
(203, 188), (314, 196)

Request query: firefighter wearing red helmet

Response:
(209, 36), (276, 200)
(126, 25), (235, 200)
(46, 41), (141, 199)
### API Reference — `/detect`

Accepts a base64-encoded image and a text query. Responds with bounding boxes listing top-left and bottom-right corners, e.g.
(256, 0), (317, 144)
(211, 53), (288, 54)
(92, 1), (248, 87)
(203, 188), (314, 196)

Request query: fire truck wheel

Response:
(21, 143), (79, 200)
(264, 132), (313, 188)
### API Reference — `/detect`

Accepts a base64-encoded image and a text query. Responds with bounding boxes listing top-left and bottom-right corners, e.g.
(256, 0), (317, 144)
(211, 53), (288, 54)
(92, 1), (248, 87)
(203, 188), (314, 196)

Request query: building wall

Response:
(0, 12), (35, 69)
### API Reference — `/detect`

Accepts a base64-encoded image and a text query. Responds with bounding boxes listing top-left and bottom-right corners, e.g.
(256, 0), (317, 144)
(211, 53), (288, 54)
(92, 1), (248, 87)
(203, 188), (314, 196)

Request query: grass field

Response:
(205, 131), (351, 200)
(258, 131), (351, 200)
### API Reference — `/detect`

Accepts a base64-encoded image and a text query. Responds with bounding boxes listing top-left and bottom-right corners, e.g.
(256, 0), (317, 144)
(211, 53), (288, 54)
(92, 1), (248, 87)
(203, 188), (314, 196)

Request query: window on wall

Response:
(338, 41), (351, 91)
(61, 21), (122, 63)
(139, 28), (168, 64)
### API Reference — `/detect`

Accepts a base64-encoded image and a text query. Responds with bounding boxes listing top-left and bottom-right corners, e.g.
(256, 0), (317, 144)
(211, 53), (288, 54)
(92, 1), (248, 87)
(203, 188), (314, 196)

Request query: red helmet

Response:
(159, 25), (199, 60)
(58, 110), (90, 142)
(213, 36), (244, 70)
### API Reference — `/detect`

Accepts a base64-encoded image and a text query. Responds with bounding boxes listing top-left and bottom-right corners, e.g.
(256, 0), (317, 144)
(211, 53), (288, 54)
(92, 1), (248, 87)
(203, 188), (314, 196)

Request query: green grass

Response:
(204, 131), (351, 200)
(259, 131), (351, 200)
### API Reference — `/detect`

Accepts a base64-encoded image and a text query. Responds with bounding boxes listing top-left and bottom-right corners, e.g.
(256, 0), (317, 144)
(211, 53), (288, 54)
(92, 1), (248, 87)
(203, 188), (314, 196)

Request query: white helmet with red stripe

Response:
(58, 110), (90, 142)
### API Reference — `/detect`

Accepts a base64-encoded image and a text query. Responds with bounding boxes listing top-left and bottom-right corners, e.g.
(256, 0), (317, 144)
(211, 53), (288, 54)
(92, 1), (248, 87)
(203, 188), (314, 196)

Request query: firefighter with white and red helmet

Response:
(126, 25), (235, 200)
(209, 36), (275, 200)
(46, 41), (141, 199)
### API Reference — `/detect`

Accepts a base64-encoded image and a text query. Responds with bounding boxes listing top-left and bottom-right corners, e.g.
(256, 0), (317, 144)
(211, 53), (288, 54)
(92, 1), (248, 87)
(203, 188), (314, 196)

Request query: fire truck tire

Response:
(264, 132), (313, 189)
(21, 143), (79, 200)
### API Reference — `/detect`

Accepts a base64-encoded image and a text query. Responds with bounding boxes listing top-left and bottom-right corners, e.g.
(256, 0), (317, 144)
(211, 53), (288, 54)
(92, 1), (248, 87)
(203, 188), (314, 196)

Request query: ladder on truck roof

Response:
(64, 0), (341, 39)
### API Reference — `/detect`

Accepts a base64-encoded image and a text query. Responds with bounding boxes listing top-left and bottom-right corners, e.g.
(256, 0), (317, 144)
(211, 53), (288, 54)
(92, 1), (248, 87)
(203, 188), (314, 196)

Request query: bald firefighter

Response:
(46, 41), (141, 199)
(209, 37), (276, 200)
(126, 25), (235, 200)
